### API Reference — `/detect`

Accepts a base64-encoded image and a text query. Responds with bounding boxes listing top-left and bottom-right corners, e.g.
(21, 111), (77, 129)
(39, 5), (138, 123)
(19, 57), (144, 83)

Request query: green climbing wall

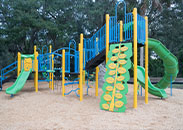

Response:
(100, 43), (132, 112)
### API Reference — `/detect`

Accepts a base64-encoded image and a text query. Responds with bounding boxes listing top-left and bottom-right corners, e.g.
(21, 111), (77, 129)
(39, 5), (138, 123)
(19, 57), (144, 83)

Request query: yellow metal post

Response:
(35, 51), (39, 92)
(145, 16), (148, 104)
(33, 46), (39, 92)
(133, 8), (138, 108)
(17, 52), (21, 76)
(120, 21), (123, 42)
(51, 54), (54, 90)
(79, 34), (83, 101)
(95, 66), (99, 96)
(34, 45), (36, 88)
(49, 45), (52, 89)
(106, 14), (110, 63)
(62, 49), (65, 96)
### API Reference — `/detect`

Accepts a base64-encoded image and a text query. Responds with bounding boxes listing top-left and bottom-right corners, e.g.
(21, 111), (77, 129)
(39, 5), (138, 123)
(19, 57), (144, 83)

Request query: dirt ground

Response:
(0, 80), (183, 130)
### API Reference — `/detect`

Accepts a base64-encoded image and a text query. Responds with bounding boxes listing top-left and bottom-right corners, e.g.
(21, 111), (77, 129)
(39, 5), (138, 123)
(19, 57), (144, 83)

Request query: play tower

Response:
(82, 0), (148, 112)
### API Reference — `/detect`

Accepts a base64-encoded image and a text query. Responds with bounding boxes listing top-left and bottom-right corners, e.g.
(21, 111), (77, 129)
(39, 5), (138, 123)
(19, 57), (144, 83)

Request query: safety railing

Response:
(118, 23), (120, 42)
(38, 53), (52, 72)
(53, 47), (79, 74)
(109, 16), (118, 42)
(76, 51), (79, 73)
(84, 24), (106, 63)
(124, 13), (133, 41)
(1, 61), (17, 87)
(65, 51), (79, 73)
(84, 12), (146, 64)
(137, 14), (146, 44)
(65, 52), (70, 73)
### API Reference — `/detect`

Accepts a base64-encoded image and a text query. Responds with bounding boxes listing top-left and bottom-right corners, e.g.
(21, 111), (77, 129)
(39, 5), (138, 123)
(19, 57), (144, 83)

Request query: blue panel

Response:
(137, 14), (146, 44)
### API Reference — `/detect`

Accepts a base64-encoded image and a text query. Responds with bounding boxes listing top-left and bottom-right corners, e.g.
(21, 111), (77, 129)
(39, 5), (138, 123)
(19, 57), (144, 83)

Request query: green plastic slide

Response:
(148, 38), (179, 89)
(136, 38), (178, 98)
(137, 66), (167, 98)
(6, 69), (32, 95)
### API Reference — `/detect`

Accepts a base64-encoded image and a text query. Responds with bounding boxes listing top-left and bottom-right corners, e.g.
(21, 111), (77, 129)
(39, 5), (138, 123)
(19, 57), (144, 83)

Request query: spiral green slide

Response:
(6, 69), (32, 95)
(137, 38), (179, 98)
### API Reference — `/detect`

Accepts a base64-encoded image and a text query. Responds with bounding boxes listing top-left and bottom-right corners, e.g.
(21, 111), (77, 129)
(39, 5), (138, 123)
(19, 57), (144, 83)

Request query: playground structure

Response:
(0, 0), (179, 112)
(6, 52), (38, 95)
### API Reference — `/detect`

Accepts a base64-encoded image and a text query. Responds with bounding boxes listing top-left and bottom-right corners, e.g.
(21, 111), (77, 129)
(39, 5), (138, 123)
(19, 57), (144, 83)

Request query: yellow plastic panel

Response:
(24, 58), (32, 71)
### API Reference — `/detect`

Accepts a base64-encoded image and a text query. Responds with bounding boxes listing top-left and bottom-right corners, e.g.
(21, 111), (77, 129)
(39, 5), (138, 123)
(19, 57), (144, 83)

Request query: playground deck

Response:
(0, 80), (182, 130)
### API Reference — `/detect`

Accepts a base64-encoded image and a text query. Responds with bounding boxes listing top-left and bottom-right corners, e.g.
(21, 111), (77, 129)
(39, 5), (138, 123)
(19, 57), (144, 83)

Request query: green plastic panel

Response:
(21, 54), (35, 59)
(100, 43), (132, 112)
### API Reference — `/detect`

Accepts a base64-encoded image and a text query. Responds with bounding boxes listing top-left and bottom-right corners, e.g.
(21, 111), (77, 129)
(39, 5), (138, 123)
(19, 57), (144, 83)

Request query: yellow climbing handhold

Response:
(106, 86), (113, 91)
(118, 54), (126, 59)
(102, 104), (109, 110)
(111, 56), (118, 61)
(118, 67), (126, 74)
(118, 60), (127, 65)
(121, 46), (128, 52)
(103, 94), (112, 101)
(115, 101), (124, 108)
(112, 49), (119, 53)
(106, 77), (114, 84)
(108, 63), (116, 69)
(115, 83), (125, 90)
(108, 70), (116, 76)
(117, 76), (125, 81)
(115, 93), (123, 99)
